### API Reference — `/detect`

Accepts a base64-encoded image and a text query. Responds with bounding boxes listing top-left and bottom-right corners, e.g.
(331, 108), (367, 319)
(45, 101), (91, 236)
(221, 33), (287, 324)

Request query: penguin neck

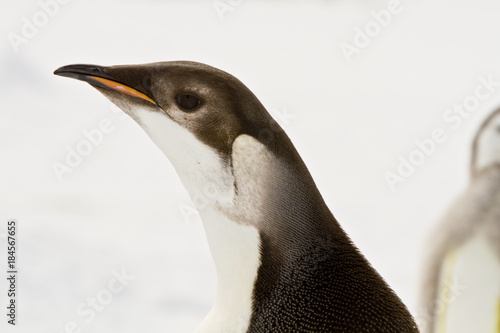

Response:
(132, 110), (259, 331)
(194, 134), (342, 333)
(196, 206), (261, 333)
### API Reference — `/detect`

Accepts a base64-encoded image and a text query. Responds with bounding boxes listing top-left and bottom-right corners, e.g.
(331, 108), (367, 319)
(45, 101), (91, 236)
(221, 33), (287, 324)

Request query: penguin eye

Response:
(176, 93), (201, 111)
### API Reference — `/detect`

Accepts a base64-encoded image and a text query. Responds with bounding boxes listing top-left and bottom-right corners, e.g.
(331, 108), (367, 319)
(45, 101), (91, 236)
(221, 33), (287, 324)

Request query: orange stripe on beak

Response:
(90, 76), (156, 104)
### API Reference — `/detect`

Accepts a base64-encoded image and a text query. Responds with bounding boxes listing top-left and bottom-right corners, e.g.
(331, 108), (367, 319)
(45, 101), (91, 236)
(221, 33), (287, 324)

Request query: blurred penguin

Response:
(420, 108), (500, 333)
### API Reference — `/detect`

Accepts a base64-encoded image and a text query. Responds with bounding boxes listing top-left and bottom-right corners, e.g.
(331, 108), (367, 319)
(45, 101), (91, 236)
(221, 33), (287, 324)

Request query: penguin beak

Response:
(54, 64), (157, 105)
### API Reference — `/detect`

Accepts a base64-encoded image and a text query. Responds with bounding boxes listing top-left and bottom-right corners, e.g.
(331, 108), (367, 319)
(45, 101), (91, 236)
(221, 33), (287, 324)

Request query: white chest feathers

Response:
(133, 110), (263, 332)
(196, 207), (261, 333)
(435, 232), (500, 333)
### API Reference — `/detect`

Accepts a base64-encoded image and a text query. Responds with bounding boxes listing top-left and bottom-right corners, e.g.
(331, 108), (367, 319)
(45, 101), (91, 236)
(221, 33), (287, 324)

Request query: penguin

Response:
(420, 108), (500, 333)
(54, 61), (419, 333)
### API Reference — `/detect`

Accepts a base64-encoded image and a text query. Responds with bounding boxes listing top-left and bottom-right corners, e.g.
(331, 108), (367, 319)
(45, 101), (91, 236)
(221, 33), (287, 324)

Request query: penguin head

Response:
(54, 61), (298, 215)
(471, 108), (500, 177)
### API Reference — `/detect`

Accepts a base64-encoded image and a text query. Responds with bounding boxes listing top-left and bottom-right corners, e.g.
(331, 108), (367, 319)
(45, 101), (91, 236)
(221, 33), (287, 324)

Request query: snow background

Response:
(1, 0), (500, 332)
